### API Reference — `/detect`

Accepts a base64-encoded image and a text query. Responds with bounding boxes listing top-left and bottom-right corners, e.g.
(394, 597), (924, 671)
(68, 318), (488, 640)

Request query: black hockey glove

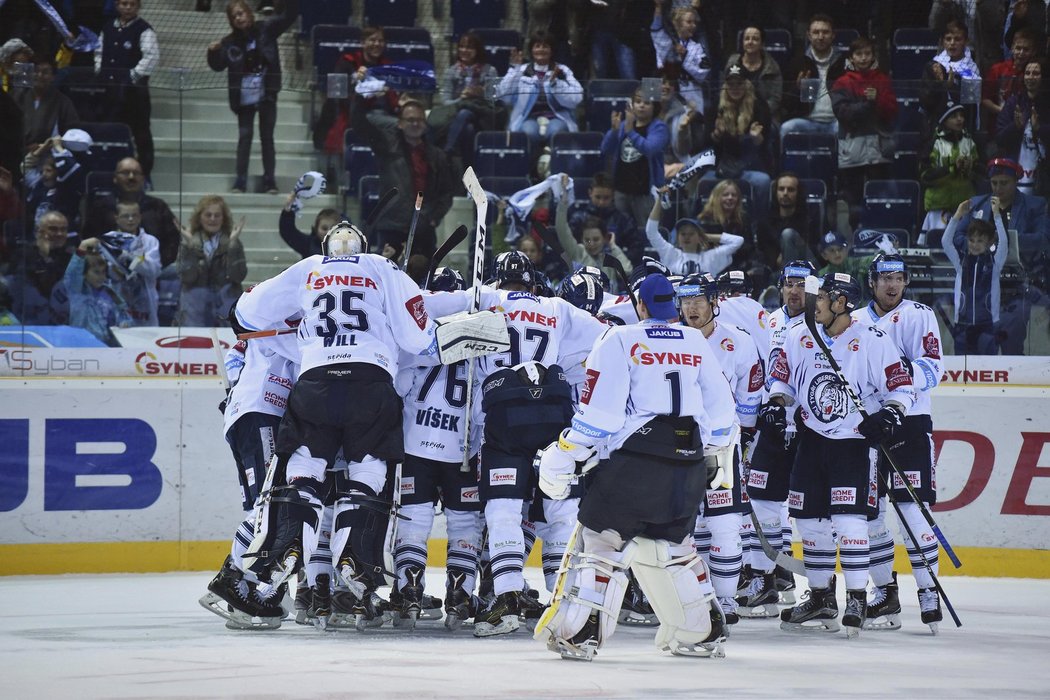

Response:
(899, 356), (914, 377)
(757, 401), (787, 435)
(858, 404), (905, 444)
(740, 427), (756, 458)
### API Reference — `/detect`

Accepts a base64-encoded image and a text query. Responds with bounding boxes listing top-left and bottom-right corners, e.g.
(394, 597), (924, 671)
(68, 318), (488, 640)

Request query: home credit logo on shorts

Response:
(134, 351), (218, 376)
(892, 471), (922, 490)
(706, 489), (734, 508)
(830, 487), (856, 504)
(884, 361), (913, 391)
(628, 342), (702, 366)
(747, 470), (768, 489)
(405, 295), (428, 330)
(580, 368), (600, 404)
(399, 476), (416, 496)
(788, 490), (804, 509)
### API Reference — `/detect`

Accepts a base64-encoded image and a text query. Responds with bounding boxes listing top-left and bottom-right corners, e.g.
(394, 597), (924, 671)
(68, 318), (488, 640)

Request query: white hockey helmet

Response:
(323, 220), (368, 256)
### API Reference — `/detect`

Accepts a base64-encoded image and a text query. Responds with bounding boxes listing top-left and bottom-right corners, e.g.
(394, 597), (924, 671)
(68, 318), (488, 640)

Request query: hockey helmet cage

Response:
(323, 220), (368, 256)
(577, 265), (611, 292)
(629, 256), (672, 293)
(819, 272), (862, 311)
(867, 253), (910, 289)
(778, 259), (817, 287)
(717, 269), (753, 296)
(494, 250), (535, 288)
(427, 266), (466, 292)
(559, 272), (603, 315)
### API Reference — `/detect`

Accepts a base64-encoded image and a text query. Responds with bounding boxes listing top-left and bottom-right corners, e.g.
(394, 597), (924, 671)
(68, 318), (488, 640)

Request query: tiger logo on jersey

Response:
(807, 372), (851, 423)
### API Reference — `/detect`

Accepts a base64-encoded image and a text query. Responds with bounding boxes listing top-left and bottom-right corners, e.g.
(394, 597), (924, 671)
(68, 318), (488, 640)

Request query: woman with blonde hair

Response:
(176, 194), (247, 326)
(697, 178), (764, 280)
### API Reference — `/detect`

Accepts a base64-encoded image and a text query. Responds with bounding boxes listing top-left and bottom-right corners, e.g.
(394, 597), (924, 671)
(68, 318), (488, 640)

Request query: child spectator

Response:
(566, 172), (643, 264)
(920, 19), (981, 135)
(981, 28), (1038, 138)
(556, 174), (634, 282)
(176, 195), (247, 326)
(62, 241), (133, 345)
(600, 87), (669, 229)
(645, 194), (744, 276)
(941, 198), (1008, 355)
(920, 101), (979, 240)
(23, 136), (85, 235)
(279, 193), (339, 259)
(816, 230), (876, 284)
(650, 3), (712, 114)
(100, 200), (161, 326)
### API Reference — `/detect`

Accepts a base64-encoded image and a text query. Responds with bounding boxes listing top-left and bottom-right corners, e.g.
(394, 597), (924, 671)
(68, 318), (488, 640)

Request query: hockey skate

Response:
(309, 573), (332, 631)
(842, 589), (867, 639)
(779, 577), (840, 633)
(863, 572), (902, 631)
(735, 564), (754, 597)
(735, 571), (780, 618)
(717, 596), (740, 626)
(917, 587), (942, 635)
(618, 574), (659, 626)
(518, 588), (546, 631)
(329, 588), (386, 630)
(547, 612), (599, 662)
(294, 570), (313, 625)
(663, 604), (728, 658)
(390, 566), (425, 629)
(473, 591), (521, 637)
(444, 575), (479, 631)
(199, 556), (283, 630)
(775, 562), (797, 605)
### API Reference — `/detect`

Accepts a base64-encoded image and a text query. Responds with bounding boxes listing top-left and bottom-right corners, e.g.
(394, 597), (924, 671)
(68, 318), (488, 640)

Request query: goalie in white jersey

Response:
(767, 273), (915, 637)
(535, 274), (739, 660)
(852, 253), (945, 632)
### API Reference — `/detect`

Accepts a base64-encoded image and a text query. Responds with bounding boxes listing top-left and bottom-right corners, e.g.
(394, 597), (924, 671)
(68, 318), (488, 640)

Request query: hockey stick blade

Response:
(603, 253), (639, 313)
(423, 224), (469, 290)
(748, 509), (806, 576)
(365, 187), (401, 229)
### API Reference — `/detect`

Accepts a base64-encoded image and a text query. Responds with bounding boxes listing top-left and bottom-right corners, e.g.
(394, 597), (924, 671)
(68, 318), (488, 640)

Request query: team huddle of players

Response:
(198, 220), (946, 660)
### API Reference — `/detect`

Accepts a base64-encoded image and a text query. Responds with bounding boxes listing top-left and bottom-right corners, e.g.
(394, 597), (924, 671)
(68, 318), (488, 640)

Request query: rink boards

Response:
(0, 353), (1048, 577)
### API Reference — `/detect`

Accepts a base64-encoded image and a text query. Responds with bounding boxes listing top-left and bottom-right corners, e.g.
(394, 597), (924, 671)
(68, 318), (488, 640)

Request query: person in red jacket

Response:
(981, 28), (1039, 139)
(830, 36), (897, 223)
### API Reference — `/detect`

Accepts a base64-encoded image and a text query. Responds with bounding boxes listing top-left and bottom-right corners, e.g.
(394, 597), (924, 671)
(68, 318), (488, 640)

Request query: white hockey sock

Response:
(394, 502), (434, 589)
(739, 517), (756, 563)
(780, 501), (793, 554)
(898, 501), (939, 589)
(445, 508), (482, 592)
(692, 511), (711, 558)
(485, 498), (526, 596)
(867, 499), (895, 587)
(797, 518), (836, 589)
(832, 513), (870, 591)
(536, 498), (579, 592)
(704, 513), (743, 600)
(750, 498), (783, 573)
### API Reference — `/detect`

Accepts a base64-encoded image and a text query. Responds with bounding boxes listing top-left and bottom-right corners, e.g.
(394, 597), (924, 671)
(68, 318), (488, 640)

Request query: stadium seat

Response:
(780, 132), (838, 191)
(572, 176), (592, 201)
(892, 28), (939, 81)
(473, 28), (522, 75)
(549, 132), (605, 179)
(79, 123), (135, 174)
(473, 131), (529, 178)
(833, 28), (859, 55)
(451, 0), (507, 40)
(383, 26), (434, 64)
(890, 132), (922, 180)
(364, 0), (418, 27)
(312, 25), (361, 84)
(300, 0), (352, 36)
(479, 176), (530, 199)
(861, 180), (921, 234)
(344, 129), (378, 196)
(59, 69), (107, 123)
(84, 171), (116, 201)
(585, 79), (639, 131)
(358, 175), (381, 228)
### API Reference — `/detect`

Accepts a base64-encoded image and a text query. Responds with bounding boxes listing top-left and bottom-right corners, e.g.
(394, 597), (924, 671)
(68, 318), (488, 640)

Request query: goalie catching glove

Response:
(536, 429), (599, 500)
(432, 309), (511, 364)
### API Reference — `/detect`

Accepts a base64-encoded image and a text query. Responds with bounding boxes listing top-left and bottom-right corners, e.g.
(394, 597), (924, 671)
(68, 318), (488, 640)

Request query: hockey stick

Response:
(422, 224), (469, 290)
(460, 166), (488, 471)
(537, 222), (573, 269)
(365, 186), (400, 229)
(400, 191), (424, 269)
(603, 253), (639, 314)
(802, 277), (962, 627)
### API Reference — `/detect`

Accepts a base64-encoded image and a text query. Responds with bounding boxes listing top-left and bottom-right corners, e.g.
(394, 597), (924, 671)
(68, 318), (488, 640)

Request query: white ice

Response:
(2, 569), (1049, 699)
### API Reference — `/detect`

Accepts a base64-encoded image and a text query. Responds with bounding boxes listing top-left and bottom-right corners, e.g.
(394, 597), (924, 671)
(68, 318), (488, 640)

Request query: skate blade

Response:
(444, 612), (466, 631)
(313, 614), (330, 631)
(862, 614), (901, 631)
(737, 604), (780, 619)
(199, 592), (280, 629)
(779, 618), (841, 634)
(554, 638), (597, 662)
(473, 615), (520, 637)
(419, 608), (443, 621)
(353, 613), (385, 631)
(326, 613), (358, 629)
(845, 625), (861, 639)
(926, 621), (940, 636)
(295, 610), (313, 625)
(665, 641), (723, 658)
(618, 612), (660, 627)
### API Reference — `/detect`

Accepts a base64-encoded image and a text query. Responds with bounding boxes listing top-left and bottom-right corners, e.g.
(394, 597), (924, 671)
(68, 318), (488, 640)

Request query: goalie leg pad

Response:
(534, 527), (634, 661)
(435, 309), (511, 364)
(242, 477), (322, 580)
(631, 534), (721, 658)
(332, 482), (392, 598)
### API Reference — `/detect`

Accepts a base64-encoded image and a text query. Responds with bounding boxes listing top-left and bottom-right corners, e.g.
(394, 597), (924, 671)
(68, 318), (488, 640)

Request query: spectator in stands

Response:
(83, 157), (180, 267)
(697, 177), (762, 278)
(941, 198), (1008, 355)
(762, 171), (819, 267)
(60, 240), (132, 344)
(955, 157), (1050, 354)
(0, 88), (22, 186)
(95, 0), (158, 180)
(525, 0), (587, 73)
(1, 37), (34, 93)
(23, 136), (86, 234)
(279, 194), (339, 259)
(567, 172), (644, 264)
(8, 211), (76, 323)
(780, 13), (846, 140)
(920, 101), (980, 239)
(98, 200), (160, 326)
(349, 96), (453, 257)
(723, 26), (783, 125)
(175, 194), (247, 327)
(13, 56), (79, 152)
(830, 36), (898, 219)
(650, 3), (712, 115)
(929, 0), (1005, 70)
(556, 174), (634, 280)
(982, 27), (1038, 138)
(920, 19), (981, 136)
(207, 0), (299, 194)
(996, 58), (1050, 196)
(688, 63), (773, 225)
(601, 86), (669, 229)
(314, 26), (398, 154)
(431, 31), (502, 170)
(1002, 1), (1046, 55)
(588, 0), (652, 80)
(660, 75), (692, 162)
(645, 192), (743, 276)
(498, 29), (584, 173)
(816, 230), (874, 282)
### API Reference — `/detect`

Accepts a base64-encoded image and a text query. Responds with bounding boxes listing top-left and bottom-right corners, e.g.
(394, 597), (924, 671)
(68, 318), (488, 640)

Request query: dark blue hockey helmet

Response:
(558, 272), (603, 315)
(494, 250), (535, 288)
(778, 259), (817, 288)
(867, 253), (910, 290)
(533, 270), (556, 297)
(427, 266), (466, 292)
(577, 265), (611, 292)
(819, 272), (862, 311)
(717, 269), (753, 296)
(676, 272), (719, 302)
(629, 256), (672, 293)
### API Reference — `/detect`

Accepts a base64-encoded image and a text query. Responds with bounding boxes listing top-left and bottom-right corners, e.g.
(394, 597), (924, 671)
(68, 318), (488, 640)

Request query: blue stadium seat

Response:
(892, 28), (939, 81)
(359, 175), (381, 228)
(890, 132), (922, 180)
(760, 28), (792, 73)
(300, 0), (352, 36)
(572, 176), (592, 201)
(312, 25), (361, 83)
(780, 132), (838, 191)
(474, 131), (529, 178)
(834, 28), (859, 55)
(364, 0), (417, 27)
(549, 132), (605, 179)
(479, 175), (530, 199)
(585, 79), (639, 131)
(861, 180), (921, 234)
(79, 122), (134, 174)
(344, 129), (378, 196)
(473, 28), (521, 75)
(85, 171), (116, 201)
(451, 0), (506, 40)
(383, 26), (434, 64)
(59, 69), (107, 123)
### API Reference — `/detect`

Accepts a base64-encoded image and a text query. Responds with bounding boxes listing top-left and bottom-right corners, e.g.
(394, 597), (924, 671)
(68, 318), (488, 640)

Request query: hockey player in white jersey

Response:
(852, 254), (945, 631)
(677, 273), (764, 626)
(738, 260), (815, 615)
(534, 274), (739, 660)
(767, 273), (916, 637)
(716, 270), (769, 356)
(232, 222), (502, 623)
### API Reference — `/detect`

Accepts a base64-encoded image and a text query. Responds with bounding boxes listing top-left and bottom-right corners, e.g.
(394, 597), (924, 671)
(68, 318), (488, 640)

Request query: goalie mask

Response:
(323, 220), (368, 256)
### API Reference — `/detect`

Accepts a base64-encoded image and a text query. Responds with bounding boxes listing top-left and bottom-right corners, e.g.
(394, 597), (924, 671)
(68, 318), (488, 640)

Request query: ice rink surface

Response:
(2, 568), (1048, 699)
